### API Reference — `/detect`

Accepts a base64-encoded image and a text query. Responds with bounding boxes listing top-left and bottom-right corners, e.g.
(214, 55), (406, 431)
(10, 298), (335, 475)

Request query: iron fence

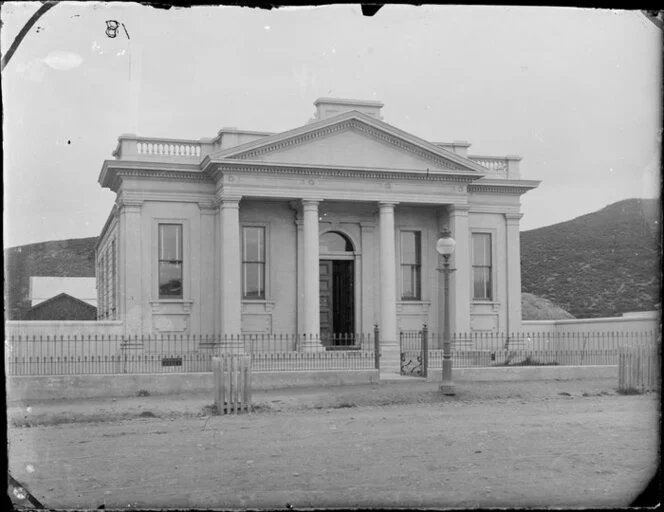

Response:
(5, 333), (377, 376)
(400, 329), (660, 375)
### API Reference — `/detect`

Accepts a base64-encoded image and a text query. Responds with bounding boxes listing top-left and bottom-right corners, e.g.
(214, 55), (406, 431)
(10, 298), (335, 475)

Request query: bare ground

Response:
(7, 378), (660, 509)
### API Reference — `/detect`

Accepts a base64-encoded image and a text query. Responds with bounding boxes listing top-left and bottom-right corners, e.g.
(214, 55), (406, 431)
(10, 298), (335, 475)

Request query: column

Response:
(505, 213), (524, 334)
(220, 196), (242, 351)
(379, 202), (399, 373)
(119, 199), (143, 336)
(301, 199), (324, 350)
(448, 205), (471, 334)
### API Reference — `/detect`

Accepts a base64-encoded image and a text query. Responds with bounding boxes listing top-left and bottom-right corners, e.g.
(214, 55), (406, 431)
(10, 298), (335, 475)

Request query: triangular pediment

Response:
(210, 112), (487, 174)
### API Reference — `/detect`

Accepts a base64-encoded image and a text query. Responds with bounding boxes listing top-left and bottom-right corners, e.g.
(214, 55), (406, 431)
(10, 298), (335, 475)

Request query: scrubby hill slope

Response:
(521, 198), (661, 318)
(4, 237), (97, 320)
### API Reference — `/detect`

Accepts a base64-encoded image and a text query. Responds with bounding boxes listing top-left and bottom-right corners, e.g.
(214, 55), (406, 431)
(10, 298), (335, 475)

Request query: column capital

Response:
(504, 212), (523, 222)
(116, 197), (143, 212)
(301, 198), (321, 210)
(215, 194), (242, 208)
(378, 201), (398, 210)
(448, 204), (470, 215)
(198, 201), (217, 214)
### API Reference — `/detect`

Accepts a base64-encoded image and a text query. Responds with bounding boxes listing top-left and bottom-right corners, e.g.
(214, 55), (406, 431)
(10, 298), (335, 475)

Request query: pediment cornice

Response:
(206, 160), (483, 184)
(230, 119), (462, 171)
(206, 111), (488, 174)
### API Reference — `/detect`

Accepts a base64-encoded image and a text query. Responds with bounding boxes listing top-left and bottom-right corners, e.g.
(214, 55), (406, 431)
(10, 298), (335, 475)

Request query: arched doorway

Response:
(319, 231), (355, 348)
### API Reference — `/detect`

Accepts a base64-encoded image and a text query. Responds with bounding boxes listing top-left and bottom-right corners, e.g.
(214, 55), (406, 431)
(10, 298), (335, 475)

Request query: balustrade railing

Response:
(469, 156), (509, 178)
(113, 136), (215, 160)
(136, 141), (201, 157)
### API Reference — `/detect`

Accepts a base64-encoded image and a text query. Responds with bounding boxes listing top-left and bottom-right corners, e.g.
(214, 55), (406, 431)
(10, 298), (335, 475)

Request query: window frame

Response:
(242, 224), (267, 300)
(471, 232), (493, 301)
(158, 223), (184, 300)
(399, 230), (422, 301)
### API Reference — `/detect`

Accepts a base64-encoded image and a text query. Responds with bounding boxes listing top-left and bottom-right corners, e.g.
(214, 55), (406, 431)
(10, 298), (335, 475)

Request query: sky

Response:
(2, 3), (661, 249)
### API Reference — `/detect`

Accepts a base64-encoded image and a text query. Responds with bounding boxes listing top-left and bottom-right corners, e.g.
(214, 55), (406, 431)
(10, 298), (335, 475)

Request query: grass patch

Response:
(333, 402), (357, 409)
(137, 390), (150, 397)
(10, 412), (141, 428)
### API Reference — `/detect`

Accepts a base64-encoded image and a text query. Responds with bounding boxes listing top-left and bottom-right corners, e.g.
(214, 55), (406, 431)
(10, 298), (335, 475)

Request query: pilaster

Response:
(198, 201), (217, 335)
(505, 212), (524, 334)
(219, 195), (242, 350)
(360, 222), (376, 335)
(117, 198), (143, 335)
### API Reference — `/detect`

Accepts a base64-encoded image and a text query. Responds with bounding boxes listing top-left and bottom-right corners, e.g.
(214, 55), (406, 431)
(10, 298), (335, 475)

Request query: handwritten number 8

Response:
(105, 20), (119, 38)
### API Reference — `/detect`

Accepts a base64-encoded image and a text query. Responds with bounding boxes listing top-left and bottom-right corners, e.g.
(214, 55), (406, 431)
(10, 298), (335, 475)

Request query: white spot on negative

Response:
(26, 464), (35, 473)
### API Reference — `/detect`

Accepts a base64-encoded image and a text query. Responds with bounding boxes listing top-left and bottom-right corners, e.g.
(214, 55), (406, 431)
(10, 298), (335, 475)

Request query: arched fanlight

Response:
(320, 231), (353, 252)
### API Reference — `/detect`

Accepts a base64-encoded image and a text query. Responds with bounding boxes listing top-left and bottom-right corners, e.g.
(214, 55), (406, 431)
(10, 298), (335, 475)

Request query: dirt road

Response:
(8, 393), (658, 509)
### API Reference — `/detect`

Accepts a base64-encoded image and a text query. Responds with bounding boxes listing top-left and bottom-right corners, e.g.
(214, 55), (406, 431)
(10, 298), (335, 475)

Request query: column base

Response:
(299, 338), (326, 352)
(379, 341), (400, 374)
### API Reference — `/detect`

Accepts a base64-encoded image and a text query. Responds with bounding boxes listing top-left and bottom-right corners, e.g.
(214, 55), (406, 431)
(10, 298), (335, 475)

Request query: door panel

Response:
(333, 261), (354, 336)
(319, 261), (333, 342)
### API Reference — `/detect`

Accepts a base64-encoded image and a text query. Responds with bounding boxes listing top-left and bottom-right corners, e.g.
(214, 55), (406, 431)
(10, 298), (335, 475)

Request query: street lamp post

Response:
(436, 228), (456, 396)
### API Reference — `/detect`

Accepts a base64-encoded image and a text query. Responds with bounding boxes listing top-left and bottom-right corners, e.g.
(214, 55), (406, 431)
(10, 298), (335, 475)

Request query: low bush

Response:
(616, 387), (642, 395)
(493, 356), (560, 367)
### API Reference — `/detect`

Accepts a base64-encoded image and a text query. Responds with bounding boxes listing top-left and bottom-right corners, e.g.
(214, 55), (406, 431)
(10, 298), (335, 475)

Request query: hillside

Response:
(521, 198), (661, 318)
(4, 237), (98, 320)
(521, 292), (575, 320)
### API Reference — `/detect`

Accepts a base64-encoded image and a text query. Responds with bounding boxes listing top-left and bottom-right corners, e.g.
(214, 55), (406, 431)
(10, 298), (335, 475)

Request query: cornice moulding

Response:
(210, 161), (483, 184)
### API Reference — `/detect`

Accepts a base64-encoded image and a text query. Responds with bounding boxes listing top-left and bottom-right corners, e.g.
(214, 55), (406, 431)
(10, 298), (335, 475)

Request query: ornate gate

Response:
(399, 325), (428, 377)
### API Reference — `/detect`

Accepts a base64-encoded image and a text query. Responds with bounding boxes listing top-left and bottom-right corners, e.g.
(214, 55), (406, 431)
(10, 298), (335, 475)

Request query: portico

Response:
(97, 97), (539, 375)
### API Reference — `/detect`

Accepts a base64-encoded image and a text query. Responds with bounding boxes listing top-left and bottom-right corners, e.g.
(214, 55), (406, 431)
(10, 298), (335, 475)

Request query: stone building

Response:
(96, 97), (539, 373)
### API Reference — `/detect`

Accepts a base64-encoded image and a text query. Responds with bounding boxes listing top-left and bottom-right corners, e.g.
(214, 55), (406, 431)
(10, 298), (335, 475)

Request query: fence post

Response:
(213, 357), (222, 414)
(374, 324), (380, 370)
(422, 324), (429, 378)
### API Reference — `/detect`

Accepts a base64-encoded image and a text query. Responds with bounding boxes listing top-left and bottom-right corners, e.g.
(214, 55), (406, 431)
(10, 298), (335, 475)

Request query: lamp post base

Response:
(439, 382), (456, 396)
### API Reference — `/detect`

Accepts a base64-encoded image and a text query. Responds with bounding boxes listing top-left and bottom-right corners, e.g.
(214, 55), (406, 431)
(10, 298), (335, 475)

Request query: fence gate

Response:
(399, 326), (428, 377)
(213, 355), (252, 414)
(618, 344), (660, 393)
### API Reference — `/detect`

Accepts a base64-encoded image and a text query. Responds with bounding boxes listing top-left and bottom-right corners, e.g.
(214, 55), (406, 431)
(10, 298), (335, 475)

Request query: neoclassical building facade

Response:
(96, 98), (539, 372)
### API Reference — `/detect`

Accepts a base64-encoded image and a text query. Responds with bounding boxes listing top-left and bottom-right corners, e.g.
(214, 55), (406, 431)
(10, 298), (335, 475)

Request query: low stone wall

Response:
(7, 370), (380, 402)
(5, 320), (124, 338)
(426, 365), (617, 382)
(523, 312), (660, 334)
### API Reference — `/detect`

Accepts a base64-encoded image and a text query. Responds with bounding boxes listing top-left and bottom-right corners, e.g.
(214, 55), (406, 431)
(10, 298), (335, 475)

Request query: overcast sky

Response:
(2, 3), (661, 249)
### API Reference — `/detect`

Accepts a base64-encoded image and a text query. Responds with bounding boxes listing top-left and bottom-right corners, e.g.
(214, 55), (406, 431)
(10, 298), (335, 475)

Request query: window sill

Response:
(150, 299), (194, 313)
(242, 298), (275, 312)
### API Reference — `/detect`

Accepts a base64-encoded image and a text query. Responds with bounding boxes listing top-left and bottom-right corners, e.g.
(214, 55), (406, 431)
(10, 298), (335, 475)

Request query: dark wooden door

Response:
(319, 260), (333, 343)
(333, 261), (354, 337)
